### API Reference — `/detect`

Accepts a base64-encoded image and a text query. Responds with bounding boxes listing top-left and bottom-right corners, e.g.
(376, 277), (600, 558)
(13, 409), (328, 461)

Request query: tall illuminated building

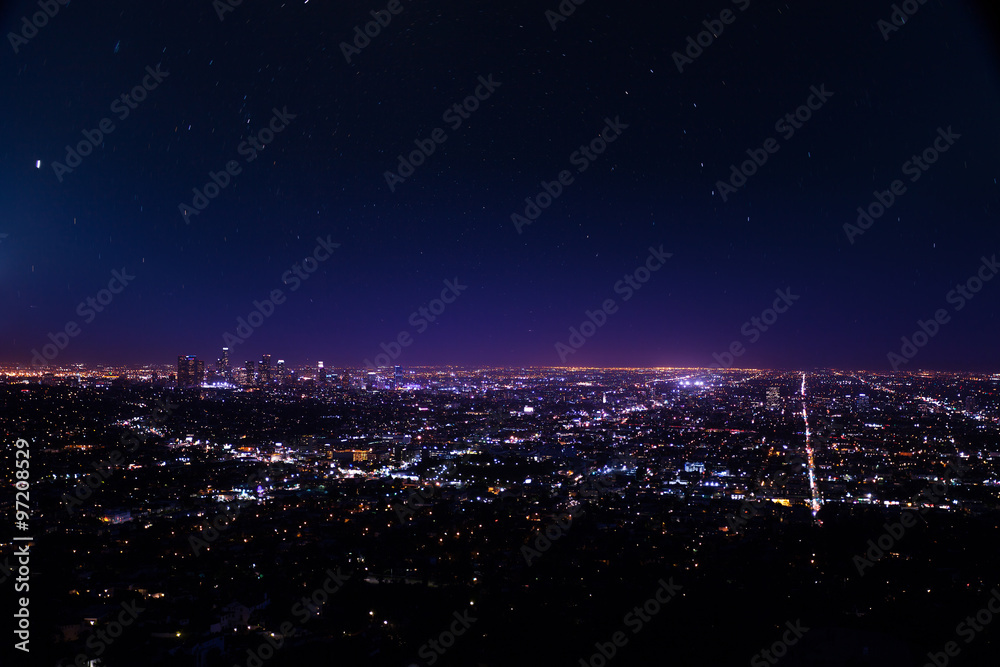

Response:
(259, 354), (272, 386)
(244, 361), (256, 387)
(218, 347), (230, 373)
(177, 355), (200, 388)
(276, 359), (286, 384)
(317, 361), (326, 384)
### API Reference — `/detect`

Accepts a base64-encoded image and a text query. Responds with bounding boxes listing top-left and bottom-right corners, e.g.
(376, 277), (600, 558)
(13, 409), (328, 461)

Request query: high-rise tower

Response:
(259, 354), (272, 386)
(177, 355), (199, 388)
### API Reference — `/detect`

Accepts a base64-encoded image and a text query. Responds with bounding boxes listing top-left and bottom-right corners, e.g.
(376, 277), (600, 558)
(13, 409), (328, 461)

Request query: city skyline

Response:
(14, 358), (1000, 374)
(5, 365), (999, 665)
(6, 1), (1000, 665)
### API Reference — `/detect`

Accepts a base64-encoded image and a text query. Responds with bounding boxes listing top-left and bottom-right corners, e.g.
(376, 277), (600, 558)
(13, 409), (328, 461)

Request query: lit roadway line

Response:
(800, 372), (822, 519)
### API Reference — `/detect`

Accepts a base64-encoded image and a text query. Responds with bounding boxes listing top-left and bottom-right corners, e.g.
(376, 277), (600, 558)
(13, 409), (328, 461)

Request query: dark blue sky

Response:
(2, 0), (1000, 370)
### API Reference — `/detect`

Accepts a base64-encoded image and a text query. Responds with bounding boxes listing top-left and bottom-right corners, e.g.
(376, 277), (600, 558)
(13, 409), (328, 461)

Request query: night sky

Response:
(2, 0), (1000, 370)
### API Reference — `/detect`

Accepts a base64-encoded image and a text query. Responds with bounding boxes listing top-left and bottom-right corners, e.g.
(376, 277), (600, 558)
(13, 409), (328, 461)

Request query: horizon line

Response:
(3, 364), (1000, 375)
